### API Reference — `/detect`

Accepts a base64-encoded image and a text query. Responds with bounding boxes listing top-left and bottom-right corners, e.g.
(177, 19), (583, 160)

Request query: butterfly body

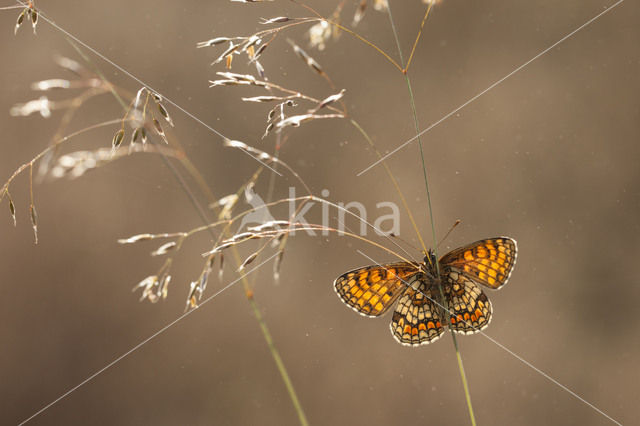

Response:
(333, 237), (517, 346)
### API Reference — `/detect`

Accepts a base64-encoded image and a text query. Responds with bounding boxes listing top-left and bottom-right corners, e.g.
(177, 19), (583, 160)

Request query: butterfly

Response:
(333, 237), (517, 346)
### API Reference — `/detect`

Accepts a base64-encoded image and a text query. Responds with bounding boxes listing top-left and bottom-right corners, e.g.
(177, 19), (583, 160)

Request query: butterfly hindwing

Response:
(390, 278), (445, 346)
(439, 237), (517, 289)
(443, 266), (492, 334)
(334, 262), (421, 317)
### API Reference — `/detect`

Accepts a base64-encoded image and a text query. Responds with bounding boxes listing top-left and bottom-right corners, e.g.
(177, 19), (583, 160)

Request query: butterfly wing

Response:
(442, 267), (492, 334)
(439, 237), (517, 289)
(390, 278), (445, 346)
(334, 262), (420, 317)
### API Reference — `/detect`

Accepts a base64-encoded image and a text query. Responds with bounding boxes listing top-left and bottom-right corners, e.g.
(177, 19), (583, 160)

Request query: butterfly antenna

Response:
(437, 219), (461, 249)
(388, 233), (423, 256)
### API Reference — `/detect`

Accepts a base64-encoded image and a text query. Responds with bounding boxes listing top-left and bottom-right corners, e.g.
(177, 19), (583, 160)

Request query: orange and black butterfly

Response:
(333, 237), (517, 346)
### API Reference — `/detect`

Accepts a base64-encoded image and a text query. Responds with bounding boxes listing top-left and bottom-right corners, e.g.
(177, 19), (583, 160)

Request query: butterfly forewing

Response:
(334, 262), (421, 317)
(439, 237), (517, 289)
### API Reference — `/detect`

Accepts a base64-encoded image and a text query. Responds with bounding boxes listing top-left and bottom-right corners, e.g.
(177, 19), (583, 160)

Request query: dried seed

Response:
(246, 45), (255, 59)
(151, 241), (177, 256)
(54, 56), (85, 77)
(131, 127), (142, 143)
(152, 118), (163, 134)
(225, 54), (233, 69)
(353, 0), (367, 26)
(9, 96), (52, 118)
(255, 61), (265, 79)
(238, 252), (258, 271)
(157, 103), (174, 127)
(8, 196), (16, 227)
(197, 37), (233, 48)
(244, 35), (261, 51)
(223, 139), (246, 149)
(214, 193), (239, 220)
(253, 42), (268, 59)
(133, 87), (146, 109)
(218, 72), (257, 83)
(223, 139), (282, 165)
(118, 233), (155, 244)
(137, 275), (159, 290)
(112, 129), (125, 149)
(242, 96), (282, 103)
(215, 193), (239, 208)
(315, 89), (346, 111)
(374, 0), (388, 11)
(30, 204), (38, 244)
(289, 40), (324, 75)
(133, 275), (160, 302)
(308, 20), (332, 51)
(199, 268), (210, 294)
(203, 242), (234, 256)
(31, 8), (38, 33)
(31, 79), (72, 91)
(276, 113), (344, 130)
(248, 220), (289, 232)
(209, 79), (240, 87)
(218, 253), (225, 281)
(228, 232), (256, 242)
(260, 17), (290, 24)
(262, 122), (274, 139)
(15, 9), (26, 35)
(307, 59), (323, 74)
(185, 281), (199, 311)
(152, 119), (168, 143)
(273, 249), (284, 282)
(211, 43), (240, 65)
(159, 274), (171, 299)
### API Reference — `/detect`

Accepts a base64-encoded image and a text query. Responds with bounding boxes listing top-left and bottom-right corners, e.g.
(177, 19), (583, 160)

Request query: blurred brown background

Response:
(1, 1), (638, 425)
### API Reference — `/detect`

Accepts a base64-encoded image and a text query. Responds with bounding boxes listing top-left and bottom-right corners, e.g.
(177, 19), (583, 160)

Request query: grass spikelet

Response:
(151, 241), (178, 257)
(30, 7), (38, 33)
(151, 118), (167, 143)
(238, 252), (259, 271)
(288, 39), (325, 76)
(111, 128), (125, 150)
(14, 8), (26, 35)
(29, 204), (38, 244)
(352, 0), (367, 26)
(6, 191), (17, 227)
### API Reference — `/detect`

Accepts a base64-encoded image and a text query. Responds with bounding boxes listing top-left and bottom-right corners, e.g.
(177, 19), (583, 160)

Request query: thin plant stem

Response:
(385, 2), (477, 425)
(170, 159), (309, 425)
(152, 148), (311, 426)
(293, 1), (403, 72)
(67, 38), (128, 110)
(1, 119), (124, 195)
(241, 135), (309, 425)
(404, 3), (434, 74)
(349, 118), (427, 253)
(329, 20), (403, 72)
(65, 42), (310, 424)
(229, 247), (310, 426)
